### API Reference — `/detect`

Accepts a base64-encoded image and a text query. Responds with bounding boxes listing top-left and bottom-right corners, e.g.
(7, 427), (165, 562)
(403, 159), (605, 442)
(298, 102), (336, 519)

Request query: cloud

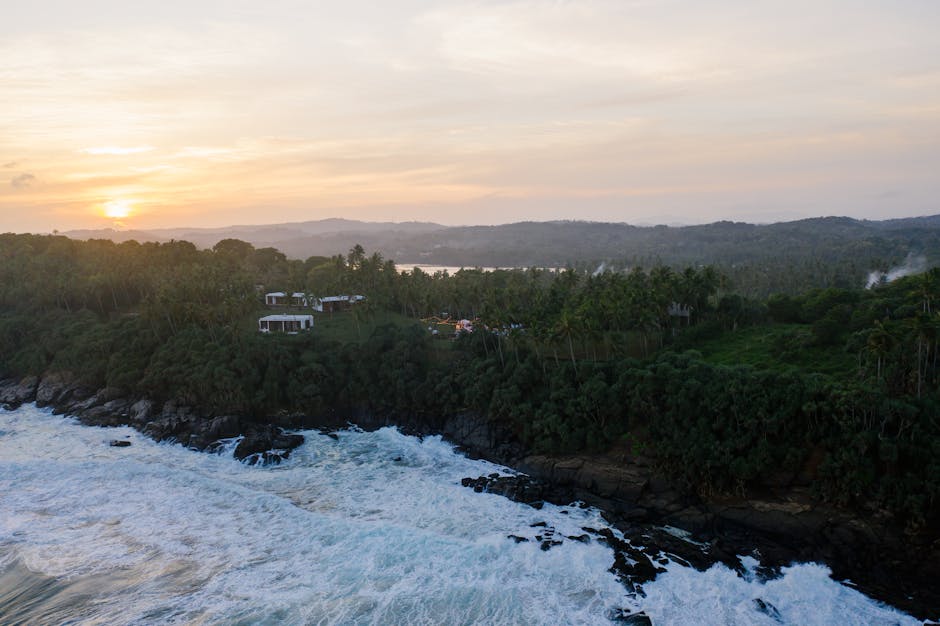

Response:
(81, 146), (153, 155)
(11, 173), (37, 189)
(3, 162), (16, 168)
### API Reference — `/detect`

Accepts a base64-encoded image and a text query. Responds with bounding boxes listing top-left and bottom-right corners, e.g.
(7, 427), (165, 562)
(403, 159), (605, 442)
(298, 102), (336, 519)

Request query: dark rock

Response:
(78, 406), (123, 426)
(595, 528), (667, 592)
(207, 415), (241, 440)
(142, 406), (199, 444)
(0, 376), (38, 409)
(459, 474), (550, 504)
(243, 450), (290, 466)
(234, 424), (304, 462)
(51, 385), (95, 415)
(507, 535), (529, 543)
(94, 387), (125, 404)
(35, 373), (74, 407)
(109, 440), (131, 447)
(753, 598), (782, 622)
(610, 611), (653, 625)
(127, 399), (154, 424)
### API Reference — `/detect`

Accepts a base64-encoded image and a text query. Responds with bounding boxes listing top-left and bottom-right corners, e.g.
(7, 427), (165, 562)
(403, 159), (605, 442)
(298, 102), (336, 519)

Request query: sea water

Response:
(0, 405), (919, 625)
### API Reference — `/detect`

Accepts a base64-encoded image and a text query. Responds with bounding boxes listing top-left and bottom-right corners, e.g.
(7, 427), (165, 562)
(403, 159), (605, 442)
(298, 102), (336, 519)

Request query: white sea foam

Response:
(0, 405), (922, 625)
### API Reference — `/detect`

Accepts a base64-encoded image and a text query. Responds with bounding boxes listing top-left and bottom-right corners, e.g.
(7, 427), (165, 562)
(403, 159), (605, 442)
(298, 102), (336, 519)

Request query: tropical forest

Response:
(1, 231), (938, 533)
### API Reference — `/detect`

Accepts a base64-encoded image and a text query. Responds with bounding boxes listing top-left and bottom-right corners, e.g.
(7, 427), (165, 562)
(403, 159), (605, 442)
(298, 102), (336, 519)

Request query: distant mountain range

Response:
(63, 215), (940, 272)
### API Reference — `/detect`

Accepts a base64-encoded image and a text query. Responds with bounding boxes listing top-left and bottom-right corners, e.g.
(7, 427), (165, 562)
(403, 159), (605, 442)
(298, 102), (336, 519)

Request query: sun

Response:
(103, 200), (133, 219)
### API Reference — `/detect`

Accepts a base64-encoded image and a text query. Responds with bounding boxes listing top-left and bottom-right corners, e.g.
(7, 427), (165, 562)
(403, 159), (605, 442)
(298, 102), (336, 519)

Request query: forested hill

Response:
(63, 215), (940, 295)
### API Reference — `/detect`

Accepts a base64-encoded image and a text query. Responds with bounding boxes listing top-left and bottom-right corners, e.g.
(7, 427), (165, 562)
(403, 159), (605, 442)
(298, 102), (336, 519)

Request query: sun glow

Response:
(103, 200), (133, 219)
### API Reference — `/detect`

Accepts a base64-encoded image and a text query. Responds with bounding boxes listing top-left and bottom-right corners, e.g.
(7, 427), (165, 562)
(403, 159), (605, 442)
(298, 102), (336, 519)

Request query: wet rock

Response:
(459, 474), (550, 504)
(594, 528), (667, 592)
(35, 373), (73, 407)
(207, 415), (241, 440)
(753, 598), (782, 622)
(127, 399), (154, 424)
(233, 424), (304, 461)
(109, 440), (131, 447)
(610, 611), (653, 625)
(51, 385), (95, 415)
(94, 387), (126, 405)
(507, 535), (529, 543)
(143, 407), (199, 444)
(0, 376), (38, 409)
(243, 450), (291, 466)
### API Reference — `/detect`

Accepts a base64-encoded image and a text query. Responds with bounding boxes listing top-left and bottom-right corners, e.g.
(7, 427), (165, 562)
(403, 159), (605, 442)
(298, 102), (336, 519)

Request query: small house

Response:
(312, 294), (366, 313)
(265, 292), (288, 306)
(265, 292), (308, 307)
(258, 314), (314, 334)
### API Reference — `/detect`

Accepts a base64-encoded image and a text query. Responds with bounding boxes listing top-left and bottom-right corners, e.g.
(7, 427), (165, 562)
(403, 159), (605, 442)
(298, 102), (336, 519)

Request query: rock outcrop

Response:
(0, 375), (305, 465)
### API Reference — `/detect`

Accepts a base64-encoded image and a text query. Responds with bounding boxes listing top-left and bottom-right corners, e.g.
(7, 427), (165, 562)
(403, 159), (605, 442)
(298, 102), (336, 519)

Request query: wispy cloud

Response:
(81, 146), (154, 155)
(11, 173), (37, 189)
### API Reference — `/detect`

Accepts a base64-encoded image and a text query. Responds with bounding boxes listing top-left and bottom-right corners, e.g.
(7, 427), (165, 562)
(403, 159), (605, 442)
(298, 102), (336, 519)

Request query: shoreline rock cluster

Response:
(0, 374), (304, 463)
(2, 373), (938, 619)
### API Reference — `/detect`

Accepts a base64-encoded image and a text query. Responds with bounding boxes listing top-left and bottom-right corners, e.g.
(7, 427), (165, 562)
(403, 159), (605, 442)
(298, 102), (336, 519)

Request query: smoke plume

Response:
(866, 253), (928, 289)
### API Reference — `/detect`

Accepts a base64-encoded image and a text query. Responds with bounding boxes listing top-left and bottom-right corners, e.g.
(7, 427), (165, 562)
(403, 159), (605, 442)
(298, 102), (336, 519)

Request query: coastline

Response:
(2, 373), (937, 620)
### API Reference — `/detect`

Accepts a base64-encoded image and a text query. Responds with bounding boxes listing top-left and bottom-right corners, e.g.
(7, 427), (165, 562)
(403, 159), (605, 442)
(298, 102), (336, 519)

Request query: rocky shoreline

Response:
(2, 373), (938, 620)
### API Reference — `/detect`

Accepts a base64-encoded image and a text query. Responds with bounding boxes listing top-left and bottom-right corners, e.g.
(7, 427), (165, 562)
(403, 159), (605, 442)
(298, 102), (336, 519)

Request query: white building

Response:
(265, 292), (309, 307)
(265, 292), (287, 306)
(258, 314), (314, 333)
(311, 294), (366, 313)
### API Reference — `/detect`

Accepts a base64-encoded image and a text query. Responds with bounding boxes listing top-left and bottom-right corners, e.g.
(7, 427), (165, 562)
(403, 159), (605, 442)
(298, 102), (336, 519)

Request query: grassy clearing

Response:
(690, 323), (856, 378)
(311, 309), (420, 343)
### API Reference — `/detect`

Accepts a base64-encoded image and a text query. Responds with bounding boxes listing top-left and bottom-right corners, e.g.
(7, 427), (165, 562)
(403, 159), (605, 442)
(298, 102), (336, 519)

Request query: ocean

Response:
(0, 405), (917, 625)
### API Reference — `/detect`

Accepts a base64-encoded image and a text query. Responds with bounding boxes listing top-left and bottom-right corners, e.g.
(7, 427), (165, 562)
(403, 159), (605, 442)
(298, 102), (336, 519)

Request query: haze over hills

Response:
(62, 214), (940, 280)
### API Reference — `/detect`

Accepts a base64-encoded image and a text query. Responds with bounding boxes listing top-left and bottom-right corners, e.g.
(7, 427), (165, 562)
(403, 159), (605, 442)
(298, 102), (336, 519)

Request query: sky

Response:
(2, 0), (939, 233)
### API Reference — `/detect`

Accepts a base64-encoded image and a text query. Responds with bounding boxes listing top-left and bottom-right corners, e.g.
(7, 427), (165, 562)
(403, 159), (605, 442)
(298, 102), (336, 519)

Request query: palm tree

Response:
(866, 319), (896, 381)
(907, 313), (938, 397)
(552, 309), (581, 373)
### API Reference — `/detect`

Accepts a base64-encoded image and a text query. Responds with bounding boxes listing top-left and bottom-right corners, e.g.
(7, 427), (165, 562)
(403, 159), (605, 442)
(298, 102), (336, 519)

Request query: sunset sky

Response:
(2, 0), (939, 233)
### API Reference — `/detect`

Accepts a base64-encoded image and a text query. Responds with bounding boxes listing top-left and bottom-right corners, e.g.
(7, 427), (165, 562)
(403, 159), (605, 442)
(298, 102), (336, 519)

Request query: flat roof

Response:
(319, 295), (365, 302)
(259, 315), (314, 322)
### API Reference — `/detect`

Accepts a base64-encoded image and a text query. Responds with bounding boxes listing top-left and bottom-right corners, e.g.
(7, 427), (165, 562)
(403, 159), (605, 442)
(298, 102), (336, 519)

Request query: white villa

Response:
(312, 295), (366, 313)
(258, 314), (314, 334)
